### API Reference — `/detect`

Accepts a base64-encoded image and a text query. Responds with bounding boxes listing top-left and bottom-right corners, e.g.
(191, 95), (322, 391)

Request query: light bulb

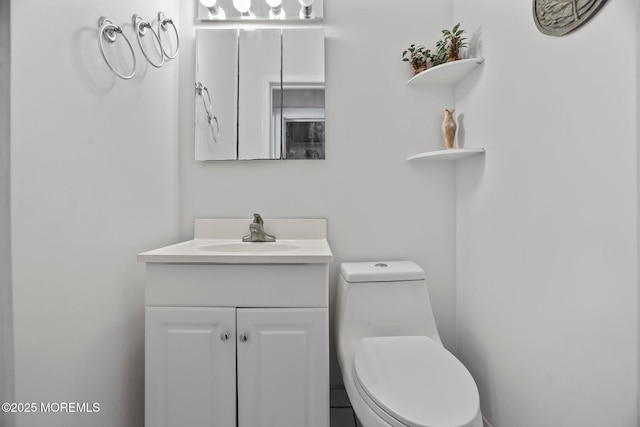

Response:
(299, 0), (314, 19)
(233, 0), (252, 13)
(266, 0), (284, 18)
(200, 0), (225, 18)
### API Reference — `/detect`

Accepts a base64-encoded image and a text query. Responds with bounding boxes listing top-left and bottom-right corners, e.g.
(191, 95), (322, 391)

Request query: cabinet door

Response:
(146, 307), (236, 427)
(237, 308), (328, 427)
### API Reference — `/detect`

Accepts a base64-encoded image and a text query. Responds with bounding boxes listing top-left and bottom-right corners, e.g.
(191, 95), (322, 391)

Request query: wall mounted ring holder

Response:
(133, 14), (164, 68)
(195, 82), (220, 143)
(158, 12), (180, 59)
(98, 17), (137, 80)
(97, 13), (179, 80)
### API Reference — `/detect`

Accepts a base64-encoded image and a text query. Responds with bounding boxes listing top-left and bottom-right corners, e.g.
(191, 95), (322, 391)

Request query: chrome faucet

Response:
(242, 213), (276, 242)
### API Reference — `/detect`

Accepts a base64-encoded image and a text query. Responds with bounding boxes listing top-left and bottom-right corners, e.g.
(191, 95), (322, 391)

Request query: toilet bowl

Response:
(335, 261), (482, 427)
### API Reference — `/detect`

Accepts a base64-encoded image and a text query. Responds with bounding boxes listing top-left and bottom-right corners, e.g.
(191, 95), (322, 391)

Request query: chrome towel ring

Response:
(133, 14), (164, 68)
(158, 12), (180, 60)
(98, 17), (136, 80)
(195, 82), (220, 143)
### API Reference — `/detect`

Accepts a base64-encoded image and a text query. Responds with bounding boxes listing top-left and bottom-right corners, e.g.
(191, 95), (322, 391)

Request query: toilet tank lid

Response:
(340, 261), (425, 282)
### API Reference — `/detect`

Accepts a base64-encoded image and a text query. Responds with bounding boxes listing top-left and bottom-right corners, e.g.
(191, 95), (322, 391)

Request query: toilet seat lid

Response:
(354, 336), (480, 427)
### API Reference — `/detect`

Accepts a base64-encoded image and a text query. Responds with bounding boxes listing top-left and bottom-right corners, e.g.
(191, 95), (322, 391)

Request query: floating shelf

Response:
(406, 58), (485, 87)
(407, 148), (485, 162)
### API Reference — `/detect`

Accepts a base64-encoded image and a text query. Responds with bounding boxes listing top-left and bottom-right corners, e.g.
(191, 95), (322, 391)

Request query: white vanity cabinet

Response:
(142, 263), (330, 427)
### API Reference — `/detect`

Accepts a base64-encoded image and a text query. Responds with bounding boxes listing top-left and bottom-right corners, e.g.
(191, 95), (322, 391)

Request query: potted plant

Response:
(430, 41), (448, 67)
(437, 23), (467, 62)
(401, 44), (432, 75)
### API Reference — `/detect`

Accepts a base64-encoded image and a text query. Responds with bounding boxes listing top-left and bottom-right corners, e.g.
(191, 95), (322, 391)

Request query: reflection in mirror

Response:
(281, 28), (325, 159)
(194, 28), (324, 161)
(238, 29), (281, 160)
(195, 29), (238, 160)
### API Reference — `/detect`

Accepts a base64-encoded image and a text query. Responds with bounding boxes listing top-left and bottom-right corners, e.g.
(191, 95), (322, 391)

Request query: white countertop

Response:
(137, 218), (333, 264)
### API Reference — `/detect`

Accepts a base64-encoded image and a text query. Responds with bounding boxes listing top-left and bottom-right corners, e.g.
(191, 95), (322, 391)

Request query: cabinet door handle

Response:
(220, 331), (231, 341)
(239, 333), (248, 342)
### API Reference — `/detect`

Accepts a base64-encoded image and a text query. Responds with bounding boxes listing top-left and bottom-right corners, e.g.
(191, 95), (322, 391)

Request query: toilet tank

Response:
(335, 261), (441, 344)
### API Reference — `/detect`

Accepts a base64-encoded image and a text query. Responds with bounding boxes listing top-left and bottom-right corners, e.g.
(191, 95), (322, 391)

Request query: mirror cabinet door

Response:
(194, 28), (325, 161)
(195, 29), (239, 161)
(281, 28), (325, 159)
(238, 29), (281, 160)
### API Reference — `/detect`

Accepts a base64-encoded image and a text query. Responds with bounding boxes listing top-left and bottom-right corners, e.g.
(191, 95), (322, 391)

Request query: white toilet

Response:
(335, 261), (483, 427)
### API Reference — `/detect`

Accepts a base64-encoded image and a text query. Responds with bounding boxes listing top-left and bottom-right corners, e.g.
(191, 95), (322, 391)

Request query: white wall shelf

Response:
(406, 57), (485, 161)
(407, 148), (485, 162)
(406, 58), (485, 87)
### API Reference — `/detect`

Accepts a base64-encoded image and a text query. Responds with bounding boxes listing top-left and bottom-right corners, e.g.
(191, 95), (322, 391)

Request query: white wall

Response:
(454, 1), (638, 426)
(10, 1), (180, 426)
(1, 1), (15, 427)
(179, 0), (457, 385)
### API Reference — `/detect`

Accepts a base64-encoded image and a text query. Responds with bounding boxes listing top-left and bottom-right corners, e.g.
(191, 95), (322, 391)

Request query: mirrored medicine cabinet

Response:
(195, 28), (325, 161)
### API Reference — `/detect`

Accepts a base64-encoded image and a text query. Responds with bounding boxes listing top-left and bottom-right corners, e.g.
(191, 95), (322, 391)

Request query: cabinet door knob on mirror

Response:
(239, 333), (248, 342)
(220, 331), (231, 341)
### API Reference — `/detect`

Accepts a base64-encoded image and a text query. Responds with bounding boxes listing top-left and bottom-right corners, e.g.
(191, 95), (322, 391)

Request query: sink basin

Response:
(199, 242), (301, 253)
(137, 218), (333, 264)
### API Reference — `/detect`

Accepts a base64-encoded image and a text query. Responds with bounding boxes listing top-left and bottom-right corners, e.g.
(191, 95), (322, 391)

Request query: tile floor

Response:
(330, 387), (361, 427)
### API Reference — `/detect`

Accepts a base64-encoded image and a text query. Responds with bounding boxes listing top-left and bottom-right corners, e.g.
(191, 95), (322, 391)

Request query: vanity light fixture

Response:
(298, 0), (313, 19)
(199, 0), (226, 18)
(233, 0), (254, 18)
(197, 0), (321, 21)
(266, 0), (285, 19)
